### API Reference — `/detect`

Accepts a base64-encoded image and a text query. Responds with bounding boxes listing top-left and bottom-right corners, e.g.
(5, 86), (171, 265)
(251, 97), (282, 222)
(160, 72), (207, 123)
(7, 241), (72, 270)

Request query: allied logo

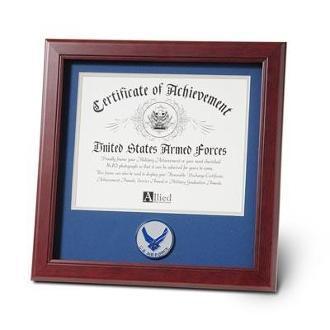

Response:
(136, 220), (174, 259)
(142, 191), (172, 204)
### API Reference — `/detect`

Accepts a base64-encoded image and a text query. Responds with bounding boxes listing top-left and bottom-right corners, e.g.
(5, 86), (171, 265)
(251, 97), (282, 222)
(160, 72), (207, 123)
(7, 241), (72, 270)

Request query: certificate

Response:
(72, 73), (250, 216)
(32, 40), (286, 292)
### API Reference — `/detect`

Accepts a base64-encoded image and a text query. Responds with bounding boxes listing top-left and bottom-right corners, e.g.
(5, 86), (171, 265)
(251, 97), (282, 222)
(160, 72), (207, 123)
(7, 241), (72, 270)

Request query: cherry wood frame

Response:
(31, 39), (286, 292)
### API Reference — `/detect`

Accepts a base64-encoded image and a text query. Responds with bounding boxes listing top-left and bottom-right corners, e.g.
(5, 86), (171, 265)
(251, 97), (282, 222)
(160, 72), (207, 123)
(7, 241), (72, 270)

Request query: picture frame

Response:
(32, 39), (286, 291)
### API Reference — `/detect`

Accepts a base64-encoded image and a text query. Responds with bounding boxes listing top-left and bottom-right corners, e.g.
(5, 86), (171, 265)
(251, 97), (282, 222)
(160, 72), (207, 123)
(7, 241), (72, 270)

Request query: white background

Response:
(0, 1), (329, 329)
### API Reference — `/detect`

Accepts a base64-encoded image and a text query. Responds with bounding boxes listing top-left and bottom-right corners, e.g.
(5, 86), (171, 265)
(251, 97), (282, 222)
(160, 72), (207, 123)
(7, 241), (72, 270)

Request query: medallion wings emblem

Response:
(142, 227), (168, 251)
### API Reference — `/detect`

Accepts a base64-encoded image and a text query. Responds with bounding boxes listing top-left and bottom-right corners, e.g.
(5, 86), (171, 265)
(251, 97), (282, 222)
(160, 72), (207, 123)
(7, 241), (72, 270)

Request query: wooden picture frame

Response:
(32, 39), (286, 291)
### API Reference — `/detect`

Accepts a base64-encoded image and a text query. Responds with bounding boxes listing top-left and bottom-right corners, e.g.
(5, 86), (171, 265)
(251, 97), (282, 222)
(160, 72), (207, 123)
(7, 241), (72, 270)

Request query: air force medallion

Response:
(136, 220), (174, 259)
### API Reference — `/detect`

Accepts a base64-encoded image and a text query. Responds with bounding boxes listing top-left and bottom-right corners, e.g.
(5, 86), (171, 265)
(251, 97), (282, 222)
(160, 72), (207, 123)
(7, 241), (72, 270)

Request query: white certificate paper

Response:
(72, 73), (250, 216)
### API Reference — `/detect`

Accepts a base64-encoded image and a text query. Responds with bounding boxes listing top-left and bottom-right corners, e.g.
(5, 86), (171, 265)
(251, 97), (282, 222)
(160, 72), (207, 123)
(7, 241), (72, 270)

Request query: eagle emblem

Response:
(148, 105), (172, 130)
(106, 98), (214, 140)
(142, 226), (168, 251)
